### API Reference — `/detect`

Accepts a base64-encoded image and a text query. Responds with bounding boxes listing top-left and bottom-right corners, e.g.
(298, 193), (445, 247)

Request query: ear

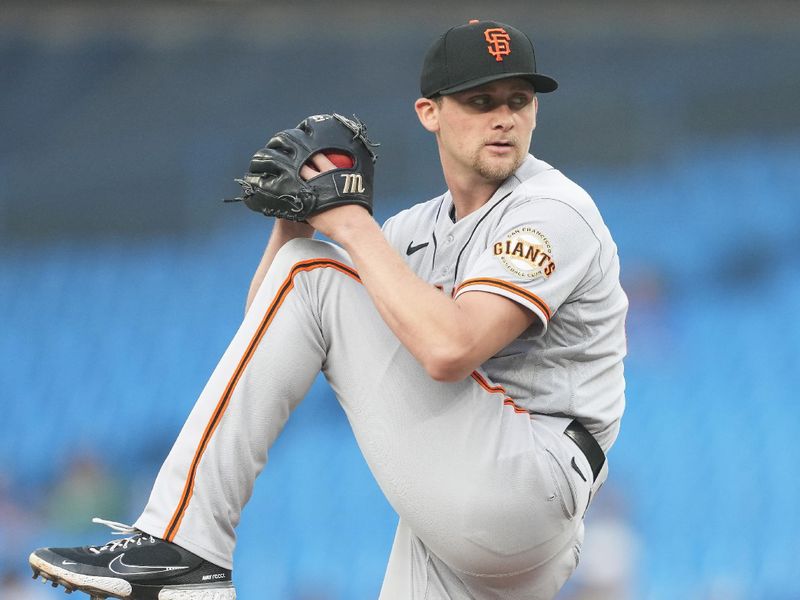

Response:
(414, 97), (440, 133)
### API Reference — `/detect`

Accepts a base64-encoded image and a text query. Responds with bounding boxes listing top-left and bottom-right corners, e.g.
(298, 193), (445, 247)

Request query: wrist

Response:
(274, 219), (315, 239)
(309, 205), (377, 245)
(329, 209), (379, 246)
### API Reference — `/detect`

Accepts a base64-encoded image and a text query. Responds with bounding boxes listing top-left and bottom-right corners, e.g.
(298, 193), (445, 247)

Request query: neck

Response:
(440, 152), (506, 220)
(445, 175), (502, 221)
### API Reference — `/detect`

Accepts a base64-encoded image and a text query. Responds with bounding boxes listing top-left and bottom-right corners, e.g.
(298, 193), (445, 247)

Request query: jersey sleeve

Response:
(454, 199), (601, 333)
(381, 214), (400, 248)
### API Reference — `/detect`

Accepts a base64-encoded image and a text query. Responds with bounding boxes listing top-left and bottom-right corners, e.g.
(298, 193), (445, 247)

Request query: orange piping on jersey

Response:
(471, 371), (529, 414)
(471, 370), (506, 394)
(505, 400), (529, 414)
(455, 278), (552, 321)
(163, 258), (361, 542)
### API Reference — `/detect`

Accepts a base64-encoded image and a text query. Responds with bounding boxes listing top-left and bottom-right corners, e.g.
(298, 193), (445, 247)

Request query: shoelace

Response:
(88, 517), (157, 554)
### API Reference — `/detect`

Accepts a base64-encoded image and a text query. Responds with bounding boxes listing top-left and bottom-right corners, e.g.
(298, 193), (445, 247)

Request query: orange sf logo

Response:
(484, 28), (511, 62)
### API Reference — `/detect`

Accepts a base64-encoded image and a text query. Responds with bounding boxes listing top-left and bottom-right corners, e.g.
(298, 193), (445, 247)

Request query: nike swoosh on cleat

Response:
(108, 554), (190, 576)
(406, 241), (429, 256)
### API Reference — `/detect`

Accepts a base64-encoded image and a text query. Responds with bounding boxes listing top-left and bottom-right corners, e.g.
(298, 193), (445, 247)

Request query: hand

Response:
(301, 153), (373, 241)
(299, 152), (338, 181)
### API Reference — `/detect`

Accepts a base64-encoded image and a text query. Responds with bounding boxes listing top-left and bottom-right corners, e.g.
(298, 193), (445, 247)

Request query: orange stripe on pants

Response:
(163, 258), (360, 541)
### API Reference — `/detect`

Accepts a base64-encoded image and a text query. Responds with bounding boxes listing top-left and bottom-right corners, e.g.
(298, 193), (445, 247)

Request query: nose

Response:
(490, 104), (515, 131)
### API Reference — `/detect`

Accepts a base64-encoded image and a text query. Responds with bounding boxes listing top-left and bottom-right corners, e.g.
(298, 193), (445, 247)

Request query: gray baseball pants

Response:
(135, 238), (598, 599)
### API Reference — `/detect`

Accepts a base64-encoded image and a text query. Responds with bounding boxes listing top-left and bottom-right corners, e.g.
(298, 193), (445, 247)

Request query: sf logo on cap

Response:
(484, 28), (511, 62)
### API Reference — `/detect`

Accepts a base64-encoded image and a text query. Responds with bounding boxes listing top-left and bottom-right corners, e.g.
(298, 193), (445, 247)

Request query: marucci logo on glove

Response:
(337, 173), (366, 195)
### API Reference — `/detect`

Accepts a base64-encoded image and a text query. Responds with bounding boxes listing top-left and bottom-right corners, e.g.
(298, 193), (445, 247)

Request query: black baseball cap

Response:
(420, 19), (558, 98)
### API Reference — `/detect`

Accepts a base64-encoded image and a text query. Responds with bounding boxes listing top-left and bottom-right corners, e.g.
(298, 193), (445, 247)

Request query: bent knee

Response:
(429, 500), (576, 578)
(271, 238), (353, 272)
(276, 237), (343, 260)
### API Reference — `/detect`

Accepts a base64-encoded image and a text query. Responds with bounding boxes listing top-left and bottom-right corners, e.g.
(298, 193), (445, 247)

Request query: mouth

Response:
(484, 140), (516, 155)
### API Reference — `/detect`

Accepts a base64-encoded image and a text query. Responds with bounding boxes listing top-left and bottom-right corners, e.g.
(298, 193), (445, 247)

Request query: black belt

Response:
(564, 420), (605, 482)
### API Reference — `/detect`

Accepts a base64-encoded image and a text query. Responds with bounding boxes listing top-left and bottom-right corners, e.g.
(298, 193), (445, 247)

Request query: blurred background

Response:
(2, 1), (799, 598)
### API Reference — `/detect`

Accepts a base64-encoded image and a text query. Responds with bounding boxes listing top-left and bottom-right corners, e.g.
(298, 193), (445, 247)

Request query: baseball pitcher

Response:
(29, 19), (627, 600)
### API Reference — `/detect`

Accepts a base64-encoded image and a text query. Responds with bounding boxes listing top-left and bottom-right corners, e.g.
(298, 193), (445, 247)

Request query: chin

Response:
(473, 152), (524, 182)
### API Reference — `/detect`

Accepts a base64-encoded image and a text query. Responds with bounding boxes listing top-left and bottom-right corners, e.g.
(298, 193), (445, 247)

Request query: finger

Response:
(300, 164), (319, 181)
(309, 152), (337, 172)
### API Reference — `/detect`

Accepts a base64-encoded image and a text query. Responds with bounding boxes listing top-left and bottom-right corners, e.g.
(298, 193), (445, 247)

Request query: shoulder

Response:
(503, 156), (607, 235)
(382, 194), (446, 234)
(494, 157), (620, 280)
(514, 157), (597, 211)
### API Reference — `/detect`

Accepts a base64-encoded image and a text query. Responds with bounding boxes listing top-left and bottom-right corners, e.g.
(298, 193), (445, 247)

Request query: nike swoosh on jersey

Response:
(108, 554), (191, 576)
(406, 241), (429, 256)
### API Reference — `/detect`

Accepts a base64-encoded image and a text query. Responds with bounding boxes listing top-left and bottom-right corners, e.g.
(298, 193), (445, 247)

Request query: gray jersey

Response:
(383, 155), (628, 450)
(118, 155), (620, 600)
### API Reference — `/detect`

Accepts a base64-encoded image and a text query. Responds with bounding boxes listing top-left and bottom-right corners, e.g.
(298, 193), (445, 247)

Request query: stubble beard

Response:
(471, 146), (526, 182)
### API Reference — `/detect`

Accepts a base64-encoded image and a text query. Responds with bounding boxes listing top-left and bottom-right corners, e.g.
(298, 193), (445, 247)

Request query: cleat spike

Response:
(52, 580), (59, 587)
(31, 568), (40, 579)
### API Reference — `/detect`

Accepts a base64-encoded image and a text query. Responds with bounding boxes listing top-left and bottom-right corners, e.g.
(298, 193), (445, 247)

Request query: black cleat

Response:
(29, 519), (235, 599)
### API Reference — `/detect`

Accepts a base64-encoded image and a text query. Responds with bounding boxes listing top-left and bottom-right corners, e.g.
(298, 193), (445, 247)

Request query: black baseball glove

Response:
(227, 113), (379, 221)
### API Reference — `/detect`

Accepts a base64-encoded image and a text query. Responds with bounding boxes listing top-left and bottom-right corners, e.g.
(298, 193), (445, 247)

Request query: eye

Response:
(509, 94), (532, 109)
(468, 95), (492, 108)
